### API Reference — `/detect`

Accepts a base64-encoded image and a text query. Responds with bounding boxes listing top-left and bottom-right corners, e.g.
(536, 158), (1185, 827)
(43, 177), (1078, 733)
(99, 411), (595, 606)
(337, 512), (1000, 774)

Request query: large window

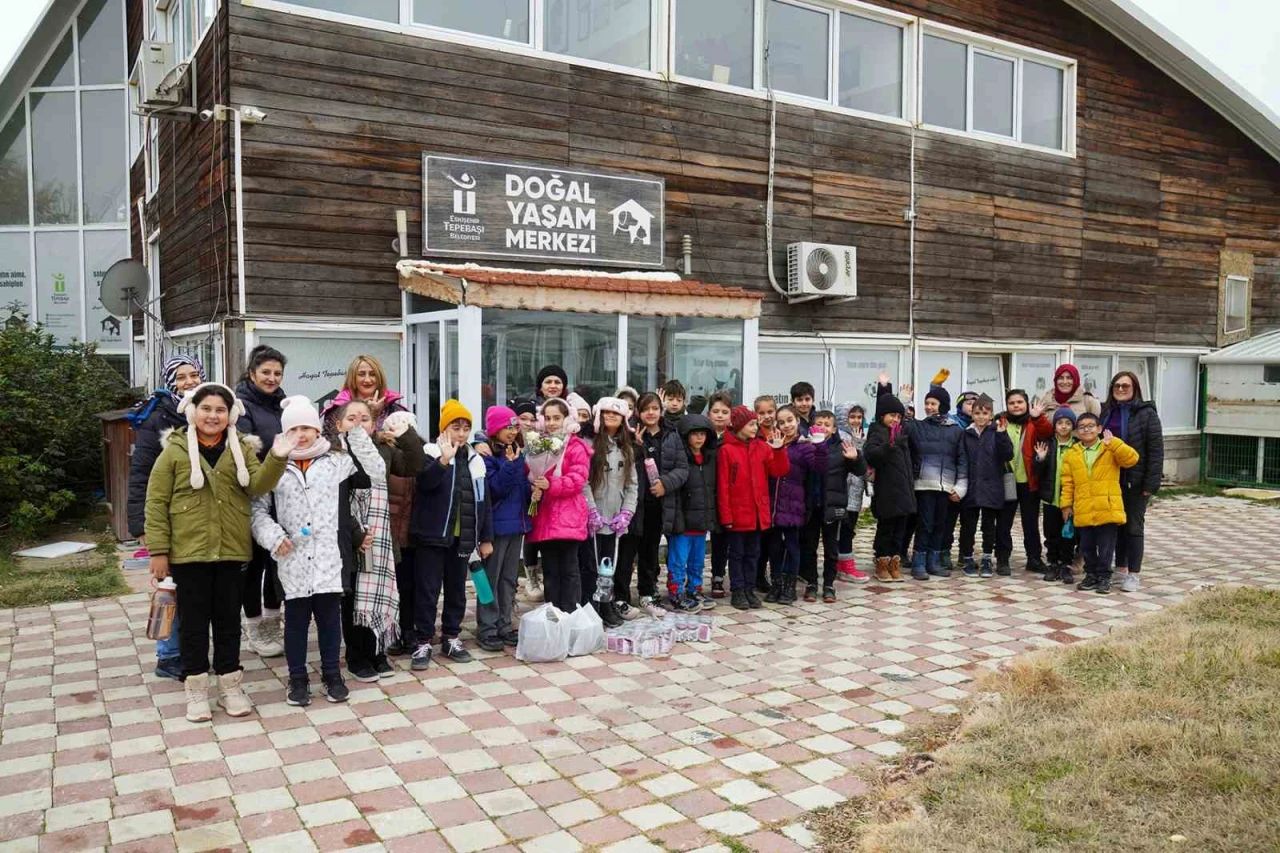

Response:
(413, 0), (526, 39)
(545, 0), (652, 69)
(1075, 350), (1203, 434)
(81, 90), (127, 223)
(78, 0), (124, 85)
(1224, 275), (1249, 334)
(0, 233), (32, 321)
(629, 317), (744, 406)
(673, 0), (754, 87)
(914, 348), (1066, 413)
(766, 1), (830, 101)
(31, 93), (78, 225)
(481, 309), (618, 409)
(921, 26), (1072, 152)
(838, 13), (903, 118)
(760, 340), (904, 410)
(0, 111), (27, 226)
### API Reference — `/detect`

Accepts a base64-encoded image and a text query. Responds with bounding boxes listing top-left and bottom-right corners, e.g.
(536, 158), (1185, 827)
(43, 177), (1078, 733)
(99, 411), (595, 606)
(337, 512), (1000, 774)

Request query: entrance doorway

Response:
(405, 309), (458, 436)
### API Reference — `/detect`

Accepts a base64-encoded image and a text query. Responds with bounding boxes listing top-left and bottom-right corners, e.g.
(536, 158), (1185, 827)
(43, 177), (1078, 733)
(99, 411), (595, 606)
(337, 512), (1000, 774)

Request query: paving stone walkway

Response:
(2, 496), (1279, 853)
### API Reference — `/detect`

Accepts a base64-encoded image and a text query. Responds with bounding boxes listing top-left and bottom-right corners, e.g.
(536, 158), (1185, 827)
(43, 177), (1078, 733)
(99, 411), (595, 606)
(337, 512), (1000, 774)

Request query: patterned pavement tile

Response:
(1, 496), (1278, 851)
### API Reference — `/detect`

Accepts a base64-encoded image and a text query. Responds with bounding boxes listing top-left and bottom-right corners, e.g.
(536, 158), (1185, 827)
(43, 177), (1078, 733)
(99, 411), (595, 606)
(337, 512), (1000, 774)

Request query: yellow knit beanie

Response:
(438, 399), (473, 435)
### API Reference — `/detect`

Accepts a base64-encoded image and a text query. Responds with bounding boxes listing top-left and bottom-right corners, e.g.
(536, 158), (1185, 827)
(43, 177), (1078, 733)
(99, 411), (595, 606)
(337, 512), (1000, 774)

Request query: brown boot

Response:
(874, 557), (893, 583)
(888, 555), (905, 583)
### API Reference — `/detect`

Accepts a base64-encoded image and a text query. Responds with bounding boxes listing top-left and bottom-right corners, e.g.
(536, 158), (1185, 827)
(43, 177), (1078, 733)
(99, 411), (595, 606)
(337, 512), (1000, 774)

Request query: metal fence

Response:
(1203, 433), (1280, 487)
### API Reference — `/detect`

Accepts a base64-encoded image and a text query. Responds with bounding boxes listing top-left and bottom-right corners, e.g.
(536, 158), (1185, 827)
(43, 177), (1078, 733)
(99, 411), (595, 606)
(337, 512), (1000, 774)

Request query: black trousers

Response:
(396, 548), (416, 644)
(959, 506), (999, 558)
(241, 544), (281, 618)
(577, 533), (618, 605)
(727, 529), (761, 591)
(1079, 524), (1118, 582)
(614, 533), (641, 605)
(171, 561), (243, 679)
(1041, 504), (1076, 566)
(710, 531), (728, 580)
(799, 508), (822, 583)
(341, 589), (378, 671)
(998, 482), (1042, 561)
(770, 525), (802, 580)
(285, 593), (342, 681)
(539, 539), (581, 612)
(816, 518), (849, 587)
(900, 513), (917, 557)
(412, 544), (467, 645)
(942, 500), (962, 552)
(873, 516), (909, 558)
(1116, 489), (1149, 574)
(756, 528), (777, 588)
(617, 506), (663, 600)
(914, 491), (952, 555)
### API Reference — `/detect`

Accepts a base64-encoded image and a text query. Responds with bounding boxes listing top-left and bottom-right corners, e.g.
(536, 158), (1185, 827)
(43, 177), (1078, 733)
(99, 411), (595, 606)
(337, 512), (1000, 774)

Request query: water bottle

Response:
(146, 577), (177, 641)
(593, 556), (615, 605)
(469, 551), (494, 606)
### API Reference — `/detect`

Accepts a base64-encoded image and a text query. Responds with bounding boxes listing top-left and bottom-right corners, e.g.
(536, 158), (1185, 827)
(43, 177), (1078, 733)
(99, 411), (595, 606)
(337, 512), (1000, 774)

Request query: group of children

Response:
(144, 349), (1151, 724)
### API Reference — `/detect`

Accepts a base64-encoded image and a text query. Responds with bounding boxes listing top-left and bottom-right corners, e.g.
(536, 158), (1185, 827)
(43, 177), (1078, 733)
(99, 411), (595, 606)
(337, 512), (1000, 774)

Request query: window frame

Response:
(1223, 274), (1250, 335)
(762, 0), (835, 104)
(917, 19), (1075, 156)
(1070, 344), (1209, 436)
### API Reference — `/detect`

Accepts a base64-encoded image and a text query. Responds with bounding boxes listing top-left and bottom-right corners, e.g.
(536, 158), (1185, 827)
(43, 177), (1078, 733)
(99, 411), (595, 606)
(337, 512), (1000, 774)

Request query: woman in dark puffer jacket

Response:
(1100, 371), (1163, 592)
(864, 389), (919, 584)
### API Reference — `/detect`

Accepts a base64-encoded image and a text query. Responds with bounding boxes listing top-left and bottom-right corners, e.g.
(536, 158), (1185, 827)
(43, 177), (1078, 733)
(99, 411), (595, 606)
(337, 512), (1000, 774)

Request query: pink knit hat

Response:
(484, 405), (519, 438)
(593, 396), (631, 431)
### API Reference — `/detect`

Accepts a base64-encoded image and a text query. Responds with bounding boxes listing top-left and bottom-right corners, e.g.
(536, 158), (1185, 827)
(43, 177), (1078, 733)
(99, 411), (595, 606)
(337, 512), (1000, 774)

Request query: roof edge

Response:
(1064, 0), (1280, 164)
(0, 0), (76, 127)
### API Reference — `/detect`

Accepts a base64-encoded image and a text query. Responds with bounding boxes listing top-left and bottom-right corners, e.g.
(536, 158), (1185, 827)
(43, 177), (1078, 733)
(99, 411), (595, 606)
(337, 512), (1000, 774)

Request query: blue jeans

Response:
(914, 490), (952, 554)
(666, 534), (707, 598)
(769, 526), (802, 578)
(156, 613), (180, 662)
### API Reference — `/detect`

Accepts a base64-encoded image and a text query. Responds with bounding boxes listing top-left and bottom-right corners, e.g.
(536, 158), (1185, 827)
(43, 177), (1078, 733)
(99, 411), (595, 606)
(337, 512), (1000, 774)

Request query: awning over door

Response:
(397, 261), (762, 320)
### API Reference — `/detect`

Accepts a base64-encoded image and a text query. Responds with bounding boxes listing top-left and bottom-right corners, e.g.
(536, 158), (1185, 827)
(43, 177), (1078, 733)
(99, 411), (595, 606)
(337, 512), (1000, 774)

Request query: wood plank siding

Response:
(129, 0), (1280, 344)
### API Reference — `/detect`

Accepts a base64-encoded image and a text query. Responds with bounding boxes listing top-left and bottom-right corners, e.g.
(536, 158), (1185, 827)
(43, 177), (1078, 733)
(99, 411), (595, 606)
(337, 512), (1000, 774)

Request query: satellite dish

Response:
(99, 259), (149, 318)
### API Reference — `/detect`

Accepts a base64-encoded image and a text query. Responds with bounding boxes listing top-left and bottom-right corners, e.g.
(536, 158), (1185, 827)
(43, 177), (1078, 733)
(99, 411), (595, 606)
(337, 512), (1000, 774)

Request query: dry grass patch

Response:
(816, 587), (1280, 853)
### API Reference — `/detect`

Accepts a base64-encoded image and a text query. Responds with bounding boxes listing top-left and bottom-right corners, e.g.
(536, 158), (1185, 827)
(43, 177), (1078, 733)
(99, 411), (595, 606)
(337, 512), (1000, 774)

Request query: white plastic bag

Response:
(515, 604), (570, 662)
(565, 604), (604, 657)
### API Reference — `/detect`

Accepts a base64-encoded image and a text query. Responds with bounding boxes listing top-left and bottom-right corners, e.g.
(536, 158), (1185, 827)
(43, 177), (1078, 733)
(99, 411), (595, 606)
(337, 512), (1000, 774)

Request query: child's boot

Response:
(744, 587), (763, 609)
(910, 550), (928, 580)
(526, 565), (545, 602)
(184, 673), (212, 723)
(979, 555), (994, 578)
(731, 589), (749, 610)
(888, 555), (905, 583)
(217, 670), (254, 718)
(962, 556), (978, 578)
(927, 551), (949, 578)
(785, 574), (801, 604)
(765, 575), (782, 604)
(940, 550), (954, 572)
(1059, 564), (1075, 585)
(874, 557), (893, 583)
(995, 555), (1012, 577)
(822, 586), (836, 603)
(1042, 563), (1062, 582)
(803, 582), (818, 602)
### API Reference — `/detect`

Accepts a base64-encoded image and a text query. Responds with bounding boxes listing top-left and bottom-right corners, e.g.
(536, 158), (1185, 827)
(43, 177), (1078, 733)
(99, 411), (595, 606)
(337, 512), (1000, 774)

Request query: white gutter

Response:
(234, 109), (246, 315)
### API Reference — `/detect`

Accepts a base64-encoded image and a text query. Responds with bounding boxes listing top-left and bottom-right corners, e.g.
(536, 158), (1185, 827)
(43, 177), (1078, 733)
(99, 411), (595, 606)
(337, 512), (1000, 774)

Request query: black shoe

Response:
(1042, 564), (1062, 582)
(822, 586), (836, 603)
(410, 643), (433, 671)
(711, 578), (726, 599)
(1077, 576), (1099, 591)
(1060, 567), (1076, 585)
(373, 656), (394, 679)
(1026, 556), (1048, 573)
(443, 638), (473, 663)
(803, 583), (818, 602)
(347, 663), (379, 684)
(500, 631), (519, 647)
(781, 577), (799, 604)
(764, 578), (781, 604)
(731, 590), (749, 610)
(154, 657), (183, 681)
(1096, 578), (1113, 595)
(980, 556), (994, 578)
(479, 637), (506, 652)
(996, 558), (1012, 577)
(598, 601), (624, 629)
(286, 677), (311, 707)
(322, 673), (349, 703)
(385, 642), (408, 657)
(744, 589), (763, 609)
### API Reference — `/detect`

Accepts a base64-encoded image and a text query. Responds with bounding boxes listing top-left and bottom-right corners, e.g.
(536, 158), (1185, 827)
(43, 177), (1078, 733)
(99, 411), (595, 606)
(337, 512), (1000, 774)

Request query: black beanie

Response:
(926, 384), (951, 414)
(875, 391), (906, 422)
(536, 364), (568, 394)
(509, 396), (537, 417)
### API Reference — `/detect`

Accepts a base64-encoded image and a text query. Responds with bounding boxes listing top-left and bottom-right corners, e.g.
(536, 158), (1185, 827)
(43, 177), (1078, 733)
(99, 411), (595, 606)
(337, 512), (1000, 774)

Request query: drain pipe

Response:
(234, 109), (246, 316)
(906, 125), (918, 380)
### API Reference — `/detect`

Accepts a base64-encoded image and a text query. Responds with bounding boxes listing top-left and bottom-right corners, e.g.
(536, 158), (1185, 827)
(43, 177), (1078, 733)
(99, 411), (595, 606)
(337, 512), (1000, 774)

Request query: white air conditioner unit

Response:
(786, 242), (856, 298)
(138, 41), (188, 108)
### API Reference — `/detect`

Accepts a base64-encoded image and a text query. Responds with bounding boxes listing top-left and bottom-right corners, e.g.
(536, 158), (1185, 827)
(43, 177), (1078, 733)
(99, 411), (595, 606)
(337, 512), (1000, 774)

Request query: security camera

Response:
(239, 106), (267, 124)
(198, 108), (214, 122)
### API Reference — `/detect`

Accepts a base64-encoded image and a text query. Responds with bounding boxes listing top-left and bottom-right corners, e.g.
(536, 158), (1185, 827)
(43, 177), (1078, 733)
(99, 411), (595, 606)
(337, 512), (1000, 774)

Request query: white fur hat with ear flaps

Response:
(178, 382), (250, 490)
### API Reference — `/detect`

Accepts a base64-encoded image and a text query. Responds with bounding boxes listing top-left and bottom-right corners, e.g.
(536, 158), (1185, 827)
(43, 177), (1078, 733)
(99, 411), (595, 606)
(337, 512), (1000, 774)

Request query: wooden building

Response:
(6, 0), (1279, 481)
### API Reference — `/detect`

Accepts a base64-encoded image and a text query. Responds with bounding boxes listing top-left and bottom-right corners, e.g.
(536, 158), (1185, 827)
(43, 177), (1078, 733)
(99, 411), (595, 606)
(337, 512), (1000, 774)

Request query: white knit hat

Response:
(565, 392), (592, 419)
(593, 396), (632, 431)
(177, 382), (249, 490)
(280, 395), (323, 436)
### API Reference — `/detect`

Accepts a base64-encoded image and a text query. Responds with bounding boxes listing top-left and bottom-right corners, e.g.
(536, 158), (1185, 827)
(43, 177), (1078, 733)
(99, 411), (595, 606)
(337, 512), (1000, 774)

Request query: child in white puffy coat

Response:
(251, 396), (385, 706)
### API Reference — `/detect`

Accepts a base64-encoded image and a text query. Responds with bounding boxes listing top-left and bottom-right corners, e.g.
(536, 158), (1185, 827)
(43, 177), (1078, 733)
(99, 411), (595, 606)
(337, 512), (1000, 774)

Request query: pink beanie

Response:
(484, 405), (518, 438)
(593, 396), (631, 431)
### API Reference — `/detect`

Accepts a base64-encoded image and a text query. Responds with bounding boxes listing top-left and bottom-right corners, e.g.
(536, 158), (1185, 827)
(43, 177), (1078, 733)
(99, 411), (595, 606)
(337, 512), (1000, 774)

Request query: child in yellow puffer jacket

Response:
(1060, 411), (1139, 595)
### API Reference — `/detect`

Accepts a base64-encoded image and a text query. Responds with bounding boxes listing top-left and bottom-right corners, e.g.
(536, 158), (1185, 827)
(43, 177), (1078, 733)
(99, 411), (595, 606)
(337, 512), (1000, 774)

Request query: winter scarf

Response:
(1103, 401), (1134, 442)
(351, 464), (398, 652)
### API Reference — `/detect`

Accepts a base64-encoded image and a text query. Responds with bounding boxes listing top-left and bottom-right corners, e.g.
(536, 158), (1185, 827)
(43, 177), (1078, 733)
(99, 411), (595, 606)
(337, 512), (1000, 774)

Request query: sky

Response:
(1, 0), (1278, 116)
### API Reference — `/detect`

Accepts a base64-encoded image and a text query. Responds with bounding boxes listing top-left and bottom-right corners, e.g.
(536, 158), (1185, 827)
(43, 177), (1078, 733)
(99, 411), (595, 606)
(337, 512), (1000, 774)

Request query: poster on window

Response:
(35, 231), (81, 344)
(1015, 352), (1057, 401)
(759, 347), (825, 407)
(966, 356), (1005, 407)
(0, 233), (31, 323)
(1075, 355), (1113, 399)
(673, 334), (742, 404)
(85, 230), (129, 352)
(915, 350), (962, 413)
(831, 349), (899, 410)
(256, 334), (402, 413)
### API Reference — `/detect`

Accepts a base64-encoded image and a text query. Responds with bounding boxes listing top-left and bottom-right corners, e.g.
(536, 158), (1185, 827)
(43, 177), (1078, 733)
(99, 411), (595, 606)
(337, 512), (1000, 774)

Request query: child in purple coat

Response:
(767, 406), (824, 605)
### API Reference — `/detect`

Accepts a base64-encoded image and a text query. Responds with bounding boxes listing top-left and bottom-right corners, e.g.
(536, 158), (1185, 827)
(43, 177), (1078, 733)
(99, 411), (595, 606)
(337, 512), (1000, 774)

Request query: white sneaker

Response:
(639, 596), (666, 619)
(245, 617), (284, 658)
(1120, 573), (1141, 593)
(615, 601), (643, 621)
(525, 566), (545, 602)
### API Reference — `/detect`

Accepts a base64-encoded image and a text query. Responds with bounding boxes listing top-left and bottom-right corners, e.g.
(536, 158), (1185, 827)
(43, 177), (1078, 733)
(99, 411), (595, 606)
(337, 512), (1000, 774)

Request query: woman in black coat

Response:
(126, 354), (204, 680)
(1100, 371), (1164, 591)
(234, 344), (289, 657)
(863, 390), (917, 581)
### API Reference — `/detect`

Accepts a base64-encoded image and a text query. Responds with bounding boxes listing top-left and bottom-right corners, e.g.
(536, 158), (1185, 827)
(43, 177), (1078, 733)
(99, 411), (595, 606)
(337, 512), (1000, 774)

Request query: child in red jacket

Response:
(717, 406), (789, 611)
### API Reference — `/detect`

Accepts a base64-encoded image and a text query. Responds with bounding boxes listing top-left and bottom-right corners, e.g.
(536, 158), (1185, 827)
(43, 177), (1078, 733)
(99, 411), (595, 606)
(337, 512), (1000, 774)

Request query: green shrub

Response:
(0, 309), (138, 539)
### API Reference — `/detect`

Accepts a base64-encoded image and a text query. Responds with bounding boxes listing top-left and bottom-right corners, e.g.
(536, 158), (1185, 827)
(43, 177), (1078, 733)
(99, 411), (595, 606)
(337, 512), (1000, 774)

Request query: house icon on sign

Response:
(609, 200), (653, 246)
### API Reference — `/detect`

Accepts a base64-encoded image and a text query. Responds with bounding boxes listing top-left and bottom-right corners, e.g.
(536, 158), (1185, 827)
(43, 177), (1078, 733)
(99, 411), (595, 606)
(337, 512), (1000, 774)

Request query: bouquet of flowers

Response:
(523, 430), (566, 516)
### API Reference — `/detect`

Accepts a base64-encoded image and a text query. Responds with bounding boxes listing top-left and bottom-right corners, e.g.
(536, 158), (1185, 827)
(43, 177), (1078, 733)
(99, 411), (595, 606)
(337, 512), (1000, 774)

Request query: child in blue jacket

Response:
(477, 406), (532, 653)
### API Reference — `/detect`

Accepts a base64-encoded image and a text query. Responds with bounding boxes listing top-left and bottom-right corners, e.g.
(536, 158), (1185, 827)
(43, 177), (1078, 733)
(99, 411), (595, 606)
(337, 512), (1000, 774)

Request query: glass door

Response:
(405, 309), (458, 440)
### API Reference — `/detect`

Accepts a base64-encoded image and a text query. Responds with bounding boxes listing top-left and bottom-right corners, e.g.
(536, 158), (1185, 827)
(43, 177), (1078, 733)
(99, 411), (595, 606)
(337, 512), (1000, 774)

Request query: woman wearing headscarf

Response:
(1099, 371), (1163, 592)
(127, 354), (205, 680)
(1036, 364), (1101, 419)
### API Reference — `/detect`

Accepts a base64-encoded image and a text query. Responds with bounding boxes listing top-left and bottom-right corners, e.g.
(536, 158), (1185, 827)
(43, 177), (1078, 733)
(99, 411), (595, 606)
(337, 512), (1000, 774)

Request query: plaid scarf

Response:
(351, 481), (399, 651)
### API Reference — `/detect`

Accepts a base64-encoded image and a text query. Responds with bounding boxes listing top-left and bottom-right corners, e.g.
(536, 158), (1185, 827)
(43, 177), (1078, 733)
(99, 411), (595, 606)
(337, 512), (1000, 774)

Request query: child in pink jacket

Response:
(528, 398), (591, 611)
